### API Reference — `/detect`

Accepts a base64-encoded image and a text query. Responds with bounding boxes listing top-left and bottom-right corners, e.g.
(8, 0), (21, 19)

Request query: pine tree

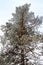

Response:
(0, 4), (43, 65)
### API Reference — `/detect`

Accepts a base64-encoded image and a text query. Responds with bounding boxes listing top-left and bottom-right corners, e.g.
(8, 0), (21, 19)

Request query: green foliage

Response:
(0, 3), (43, 65)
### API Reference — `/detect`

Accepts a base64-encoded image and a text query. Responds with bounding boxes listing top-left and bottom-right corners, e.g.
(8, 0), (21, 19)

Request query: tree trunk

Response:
(21, 49), (24, 65)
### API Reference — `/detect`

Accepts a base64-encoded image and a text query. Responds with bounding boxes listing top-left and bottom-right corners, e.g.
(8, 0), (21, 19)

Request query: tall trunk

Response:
(21, 49), (24, 65)
(19, 13), (25, 65)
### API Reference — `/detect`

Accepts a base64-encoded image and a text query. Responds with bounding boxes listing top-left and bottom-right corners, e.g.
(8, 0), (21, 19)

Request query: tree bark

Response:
(21, 49), (24, 65)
